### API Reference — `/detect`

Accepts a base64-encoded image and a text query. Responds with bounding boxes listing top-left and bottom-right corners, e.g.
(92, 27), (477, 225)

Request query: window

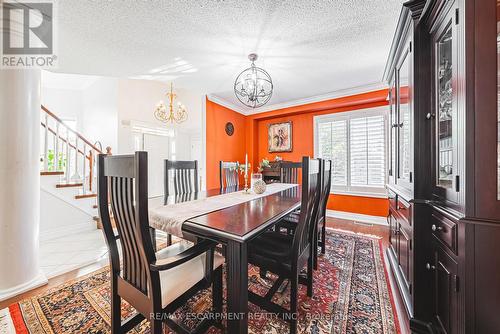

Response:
(314, 107), (388, 197)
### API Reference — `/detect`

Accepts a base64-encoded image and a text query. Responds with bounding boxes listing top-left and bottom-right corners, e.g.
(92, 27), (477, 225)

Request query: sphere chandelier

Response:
(234, 53), (273, 108)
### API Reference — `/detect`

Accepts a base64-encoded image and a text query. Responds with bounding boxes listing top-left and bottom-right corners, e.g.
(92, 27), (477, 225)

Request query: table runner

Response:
(149, 183), (297, 238)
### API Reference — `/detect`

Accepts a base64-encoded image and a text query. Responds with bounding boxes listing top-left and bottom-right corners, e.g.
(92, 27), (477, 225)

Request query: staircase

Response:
(39, 105), (111, 238)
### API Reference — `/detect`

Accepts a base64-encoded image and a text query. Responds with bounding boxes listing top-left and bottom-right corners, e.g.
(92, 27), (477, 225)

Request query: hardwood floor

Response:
(0, 217), (410, 334)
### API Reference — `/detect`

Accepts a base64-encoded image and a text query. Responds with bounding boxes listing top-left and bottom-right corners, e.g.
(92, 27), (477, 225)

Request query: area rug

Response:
(1, 229), (399, 334)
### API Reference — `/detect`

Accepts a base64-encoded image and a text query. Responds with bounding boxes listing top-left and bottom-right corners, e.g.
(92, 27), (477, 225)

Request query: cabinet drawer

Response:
(431, 212), (458, 254)
(397, 197), (411, 225)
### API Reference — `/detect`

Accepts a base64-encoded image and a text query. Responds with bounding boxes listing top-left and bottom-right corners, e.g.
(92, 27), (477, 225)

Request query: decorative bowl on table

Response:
(253, 179), (267, 194)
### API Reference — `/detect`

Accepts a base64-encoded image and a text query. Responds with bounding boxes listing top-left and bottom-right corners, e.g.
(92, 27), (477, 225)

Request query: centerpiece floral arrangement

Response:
(257, 158), (270, 172)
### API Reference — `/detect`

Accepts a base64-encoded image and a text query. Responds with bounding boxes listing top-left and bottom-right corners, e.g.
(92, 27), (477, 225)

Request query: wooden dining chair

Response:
(98, 152), (224, 334)
(219, 161), (239, 188)
(280, 161), (302, 183)
(274, 159), (332, 270)
(164, 160), (199, 198)
(247, 157), (322, 334)
(164, 160), (199, 244)
(317, 159), (332, 257)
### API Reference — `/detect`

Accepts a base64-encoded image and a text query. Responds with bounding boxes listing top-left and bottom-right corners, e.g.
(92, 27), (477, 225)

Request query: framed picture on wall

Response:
(268, 121), (292, 152)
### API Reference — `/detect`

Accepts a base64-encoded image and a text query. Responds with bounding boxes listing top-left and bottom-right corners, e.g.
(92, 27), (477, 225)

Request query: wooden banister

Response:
(41, 105), (103, 154)
(40, 105), (112, 196)
(40, 122), (89, 158)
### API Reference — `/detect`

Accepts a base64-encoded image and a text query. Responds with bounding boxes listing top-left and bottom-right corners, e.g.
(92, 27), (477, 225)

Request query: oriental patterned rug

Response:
(1, 229), (399, 334)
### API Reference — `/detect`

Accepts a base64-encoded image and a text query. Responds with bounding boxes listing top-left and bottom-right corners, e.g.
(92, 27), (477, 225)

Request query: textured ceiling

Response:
(54, 0), (402, 112)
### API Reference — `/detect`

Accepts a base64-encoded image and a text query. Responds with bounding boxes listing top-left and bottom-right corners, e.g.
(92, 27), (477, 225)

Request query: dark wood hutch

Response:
(384, 0), (500, 333)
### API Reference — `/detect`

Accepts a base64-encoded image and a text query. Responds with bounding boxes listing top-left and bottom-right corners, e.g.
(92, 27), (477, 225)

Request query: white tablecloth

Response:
(149, 183), (297, 238)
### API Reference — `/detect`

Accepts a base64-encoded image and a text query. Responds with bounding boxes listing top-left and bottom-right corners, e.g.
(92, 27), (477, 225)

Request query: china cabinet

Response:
(385, 0), (500, 333)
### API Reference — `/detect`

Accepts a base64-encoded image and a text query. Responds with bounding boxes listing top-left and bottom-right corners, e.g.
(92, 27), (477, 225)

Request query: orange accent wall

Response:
(206, 98), (247, 190)
(327, 194), (389, 217)
(206, 89), (391, 217)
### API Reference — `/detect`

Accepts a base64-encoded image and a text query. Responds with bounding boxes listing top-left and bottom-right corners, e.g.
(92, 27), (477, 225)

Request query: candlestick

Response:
(245, 153), (248, 177)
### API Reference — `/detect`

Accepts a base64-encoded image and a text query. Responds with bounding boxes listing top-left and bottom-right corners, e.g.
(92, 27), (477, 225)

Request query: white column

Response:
(0, 69), (47, 301)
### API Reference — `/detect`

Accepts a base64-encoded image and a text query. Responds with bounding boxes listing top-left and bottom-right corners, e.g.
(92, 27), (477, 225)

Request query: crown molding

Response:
(207, 82), (387, 116)
(206, 94), (247, 115)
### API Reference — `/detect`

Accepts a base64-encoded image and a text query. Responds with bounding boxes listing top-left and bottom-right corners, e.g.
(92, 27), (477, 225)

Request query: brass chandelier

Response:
(154, 82), (188, 124)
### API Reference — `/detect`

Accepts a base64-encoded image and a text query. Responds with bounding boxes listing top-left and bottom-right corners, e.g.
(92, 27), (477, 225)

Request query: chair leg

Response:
(290, 274), (298, 334)
(111, 285), (121, 334)
(307, 249), (314, 297)
(167, 233), (172, 246)
(313, 229), (319, 271)
(212, 266), (223, 326)
(321, 224), (326, 254)
(150, 319), (162, 334)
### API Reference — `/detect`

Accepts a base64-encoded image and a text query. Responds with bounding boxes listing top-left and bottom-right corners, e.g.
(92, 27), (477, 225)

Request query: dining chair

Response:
(164, 160), (199, 198)
(317, 159), (332, 257)
(274, 159), (332, 270)
(280, 161), (302, 183)
(247, 156), (322, 334)
(219, 161), (239, 188)
(98, 152), (224, 334)
(164, 160), (199, 245)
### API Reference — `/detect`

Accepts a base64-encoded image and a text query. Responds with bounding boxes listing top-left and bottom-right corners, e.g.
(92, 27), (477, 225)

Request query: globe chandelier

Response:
(234, 53), (273, 108)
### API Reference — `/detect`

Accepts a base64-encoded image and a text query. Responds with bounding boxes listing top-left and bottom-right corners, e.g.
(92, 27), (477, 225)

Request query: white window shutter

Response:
(315, 109), (386, 195)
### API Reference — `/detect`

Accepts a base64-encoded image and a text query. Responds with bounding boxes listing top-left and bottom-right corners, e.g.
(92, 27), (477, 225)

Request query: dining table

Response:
(147, 184), (301, 333)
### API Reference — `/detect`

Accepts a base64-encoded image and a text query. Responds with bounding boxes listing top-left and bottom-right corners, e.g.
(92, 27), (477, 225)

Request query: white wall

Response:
(41, 88), (83, 130)
(81, 77), (119, 152)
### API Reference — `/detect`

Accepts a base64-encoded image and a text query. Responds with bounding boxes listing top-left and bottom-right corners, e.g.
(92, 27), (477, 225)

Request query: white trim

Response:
(207, 82), (388, 116)
(326, 209), (388, 226)
(206, 94), (247, 114)
(0, 271), (47, 302)
(331, 190), (388, 199)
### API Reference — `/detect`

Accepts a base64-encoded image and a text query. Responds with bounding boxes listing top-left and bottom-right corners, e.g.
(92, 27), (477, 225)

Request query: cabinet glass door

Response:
(397, 47), (412, 188)
(390, 82), (397, 180)
(436, 26), (454, 190)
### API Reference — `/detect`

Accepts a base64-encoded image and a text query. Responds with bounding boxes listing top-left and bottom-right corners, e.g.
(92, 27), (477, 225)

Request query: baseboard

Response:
(40, 222), (95, 242)
(0, 271), (47, 302)
(326, 210), (388, 226)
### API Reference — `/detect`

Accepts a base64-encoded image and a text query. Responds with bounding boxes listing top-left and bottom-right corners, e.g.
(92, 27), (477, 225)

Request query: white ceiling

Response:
(54, 0), (402, 113)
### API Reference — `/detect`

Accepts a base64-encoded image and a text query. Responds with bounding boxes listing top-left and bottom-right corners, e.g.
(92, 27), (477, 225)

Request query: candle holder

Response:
(243, 174), (250, 194)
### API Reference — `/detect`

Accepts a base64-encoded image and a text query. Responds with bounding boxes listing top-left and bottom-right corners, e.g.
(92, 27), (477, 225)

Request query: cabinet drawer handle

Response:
(431, 224), (443, 232)
(426, 263), (436, 270)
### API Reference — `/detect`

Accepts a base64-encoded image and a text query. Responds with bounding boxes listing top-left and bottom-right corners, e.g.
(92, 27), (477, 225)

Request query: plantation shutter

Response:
(349, 115), (385, 187)
(315, 109), (386, 195)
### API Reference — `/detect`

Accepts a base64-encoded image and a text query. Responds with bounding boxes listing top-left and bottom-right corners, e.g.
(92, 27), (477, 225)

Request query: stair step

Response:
(56, 183), (83, 188)
(40, 171), (64, 176)
(75, 193), (97, 200)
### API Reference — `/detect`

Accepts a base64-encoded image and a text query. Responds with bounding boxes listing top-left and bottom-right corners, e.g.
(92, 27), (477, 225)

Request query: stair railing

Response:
(40, 105), (111, 195)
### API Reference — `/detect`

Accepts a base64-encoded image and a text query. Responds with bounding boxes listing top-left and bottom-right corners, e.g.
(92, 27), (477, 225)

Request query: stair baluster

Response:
(40, 105), (110, 199)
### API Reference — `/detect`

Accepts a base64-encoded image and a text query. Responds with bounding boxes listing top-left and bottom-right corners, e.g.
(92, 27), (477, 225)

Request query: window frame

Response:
(313, 106), (389, 198)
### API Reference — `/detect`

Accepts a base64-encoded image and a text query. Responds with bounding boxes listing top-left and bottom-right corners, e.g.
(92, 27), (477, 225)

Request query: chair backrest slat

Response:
(220, 161), (239, 188)
(292, 157), (321, 259)
(98, 152), (155, 294)
(164, 160), (198, 198)
(280, 161), (302, 184)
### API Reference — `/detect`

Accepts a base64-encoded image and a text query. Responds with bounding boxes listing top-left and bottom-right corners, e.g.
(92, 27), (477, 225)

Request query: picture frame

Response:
(268, 121), (292, 152)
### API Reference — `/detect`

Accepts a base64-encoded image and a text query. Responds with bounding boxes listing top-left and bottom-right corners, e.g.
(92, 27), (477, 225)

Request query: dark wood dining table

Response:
(148, 185), (301, 333)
